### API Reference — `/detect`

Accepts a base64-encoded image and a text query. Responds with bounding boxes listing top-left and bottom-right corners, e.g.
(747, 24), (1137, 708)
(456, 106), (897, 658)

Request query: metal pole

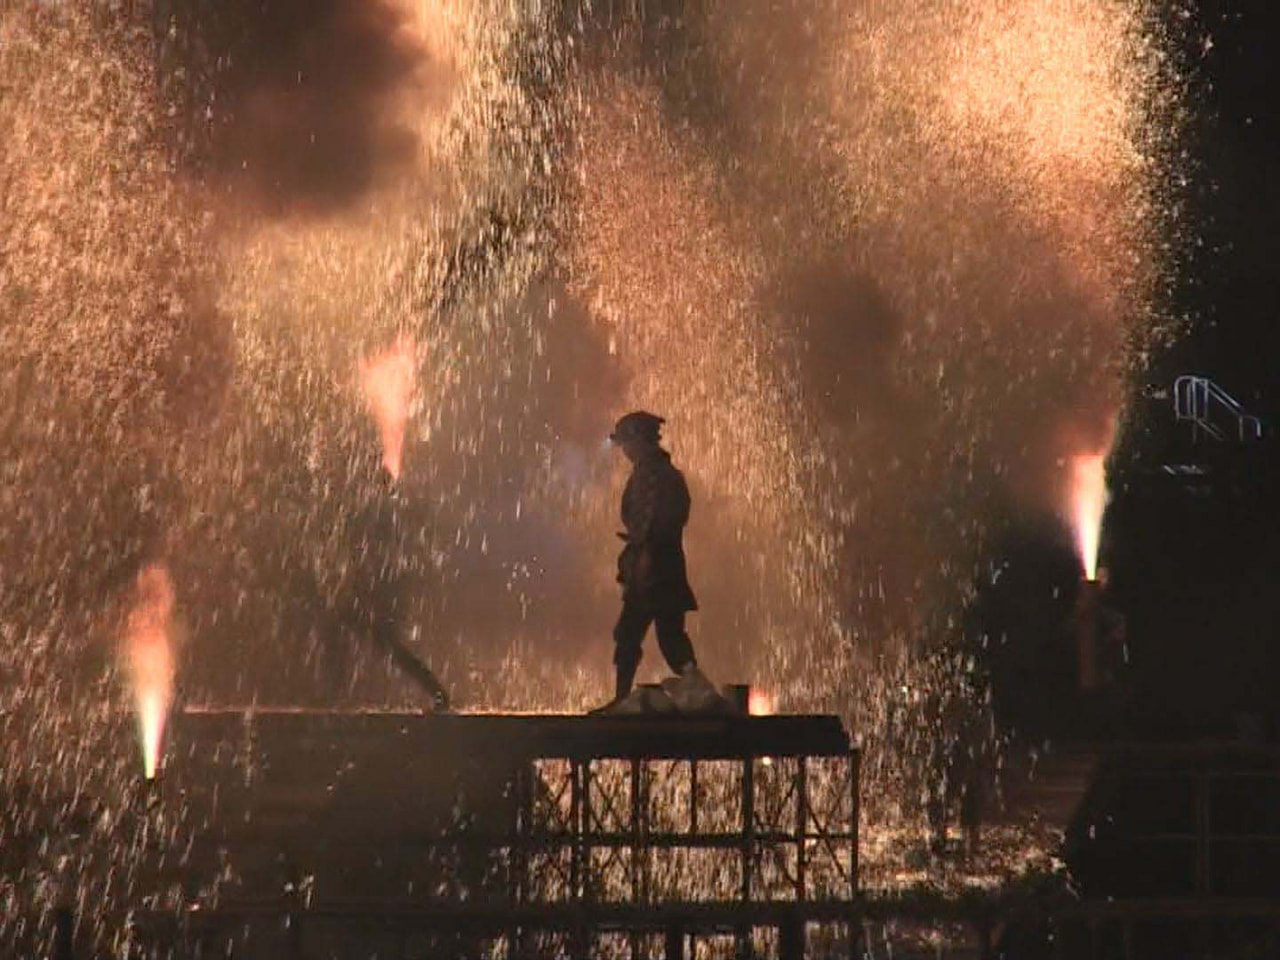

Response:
(288, 908), (303, 960)
(665, 922), (685, 960)
(632, 759), (642, 903)
(742, 756), (754, 902)
(797, 757), (808, 903)
(850, 750), (860, 897)
(780, 910), (804, 960)
(631, 758), (643, 959)
(737, 755), (755, 960)
(513, 763), (525, 903)
(690, 759), (699, 835)
(641, 761), (653, 903)
(52, 905), (74, 960)
(571, 760), (583, 901)
(513, 761), (533, 954)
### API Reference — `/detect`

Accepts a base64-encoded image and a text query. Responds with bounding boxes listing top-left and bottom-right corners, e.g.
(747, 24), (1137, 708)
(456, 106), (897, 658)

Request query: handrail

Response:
(1173, 375), (1263, 442)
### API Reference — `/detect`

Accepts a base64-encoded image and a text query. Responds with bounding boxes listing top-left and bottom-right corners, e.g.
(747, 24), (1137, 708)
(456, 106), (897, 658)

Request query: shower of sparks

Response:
(359, 335), (417, 481)
(124, 565), (176, 779)
(0, 0), (1192, 951)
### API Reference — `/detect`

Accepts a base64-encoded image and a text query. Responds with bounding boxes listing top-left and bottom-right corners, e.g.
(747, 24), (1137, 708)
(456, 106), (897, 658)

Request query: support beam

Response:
(665, 922), (684, 960)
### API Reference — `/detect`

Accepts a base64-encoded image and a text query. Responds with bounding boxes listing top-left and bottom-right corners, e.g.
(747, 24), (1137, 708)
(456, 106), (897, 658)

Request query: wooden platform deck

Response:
(177, 707), (854, 760)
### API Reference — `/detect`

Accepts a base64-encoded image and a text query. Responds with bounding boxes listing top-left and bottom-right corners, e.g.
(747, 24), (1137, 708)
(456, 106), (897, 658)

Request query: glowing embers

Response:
(359, 334), (416, 480)
(749, 687), (777, 717)
(124, 565), (176, 779)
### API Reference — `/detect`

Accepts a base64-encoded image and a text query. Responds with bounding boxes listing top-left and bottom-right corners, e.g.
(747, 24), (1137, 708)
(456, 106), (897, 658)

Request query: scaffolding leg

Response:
(53, 905), (74, 960)
(780, 911), (804, 960)
(288, 909), (303, 960)
(665, 922), (685, 960)
(737, 755), (755, 958)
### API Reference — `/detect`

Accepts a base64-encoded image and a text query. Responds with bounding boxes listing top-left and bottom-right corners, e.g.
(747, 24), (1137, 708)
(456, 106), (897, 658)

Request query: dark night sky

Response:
(1172, 1), (1280, 412)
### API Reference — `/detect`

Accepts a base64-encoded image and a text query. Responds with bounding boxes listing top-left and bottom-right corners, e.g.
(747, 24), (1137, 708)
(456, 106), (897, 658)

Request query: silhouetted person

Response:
(606, 411), (699, 703)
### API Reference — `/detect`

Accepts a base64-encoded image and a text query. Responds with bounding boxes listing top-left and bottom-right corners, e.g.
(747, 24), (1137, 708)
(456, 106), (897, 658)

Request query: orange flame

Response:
(125, 565), (175, 779)
(1067, 420), (1116, 582)
(1070, 452), (1107, 581)
(359, 335), (416, 480)
(748, 687), (777, 716)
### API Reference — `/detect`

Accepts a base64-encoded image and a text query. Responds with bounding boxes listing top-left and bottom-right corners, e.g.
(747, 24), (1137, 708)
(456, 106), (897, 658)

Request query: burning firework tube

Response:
(124, 565), (176, 779)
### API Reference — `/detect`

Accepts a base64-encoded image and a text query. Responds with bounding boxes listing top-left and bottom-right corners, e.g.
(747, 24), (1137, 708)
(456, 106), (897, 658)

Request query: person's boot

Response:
(615, 661), (637, 700)
(589, 662), (637, 715)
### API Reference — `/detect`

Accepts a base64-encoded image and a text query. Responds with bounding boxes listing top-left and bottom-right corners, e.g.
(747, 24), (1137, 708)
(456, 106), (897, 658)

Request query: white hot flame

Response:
(125, 565), (175, 779)
(1069, 451), (1109, 582)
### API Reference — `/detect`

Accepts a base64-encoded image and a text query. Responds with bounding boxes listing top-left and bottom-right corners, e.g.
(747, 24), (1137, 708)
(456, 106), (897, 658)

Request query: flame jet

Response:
(1067, 418), (1117, 582)
(124, 565), (176, 779)
(1070, 451), (1109, 582)
(360, 334), (417, 481)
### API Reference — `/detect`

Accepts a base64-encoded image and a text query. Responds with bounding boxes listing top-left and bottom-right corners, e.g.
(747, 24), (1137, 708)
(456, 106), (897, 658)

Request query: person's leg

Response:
(613, 602), (652, 699)
(654, 611), (696, 674)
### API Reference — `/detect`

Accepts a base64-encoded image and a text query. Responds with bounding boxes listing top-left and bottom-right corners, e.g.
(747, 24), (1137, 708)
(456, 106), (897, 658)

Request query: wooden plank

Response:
(178, 709), (854, 760)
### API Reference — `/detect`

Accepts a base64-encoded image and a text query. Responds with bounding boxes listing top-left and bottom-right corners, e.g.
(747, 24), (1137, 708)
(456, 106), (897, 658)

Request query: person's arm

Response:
(626, 465), (659, 584)
(627, 465), (658, 545)
(632, 542), (654, 584)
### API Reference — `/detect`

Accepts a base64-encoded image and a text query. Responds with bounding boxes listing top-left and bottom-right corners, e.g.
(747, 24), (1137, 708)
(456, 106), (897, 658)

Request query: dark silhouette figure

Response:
(607, 411), (698, 702)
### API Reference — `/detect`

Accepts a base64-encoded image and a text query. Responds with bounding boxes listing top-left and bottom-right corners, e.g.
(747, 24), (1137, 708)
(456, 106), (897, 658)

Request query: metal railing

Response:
(1173, 375), (1263, 442)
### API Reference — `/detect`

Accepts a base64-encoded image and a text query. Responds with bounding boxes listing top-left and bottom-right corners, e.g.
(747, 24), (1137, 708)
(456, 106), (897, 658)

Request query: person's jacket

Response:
(617, 447), (698, 612)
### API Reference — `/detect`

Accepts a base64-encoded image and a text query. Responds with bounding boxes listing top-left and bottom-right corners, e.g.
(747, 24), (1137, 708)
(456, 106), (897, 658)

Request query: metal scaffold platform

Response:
(143, 708), (861, 959)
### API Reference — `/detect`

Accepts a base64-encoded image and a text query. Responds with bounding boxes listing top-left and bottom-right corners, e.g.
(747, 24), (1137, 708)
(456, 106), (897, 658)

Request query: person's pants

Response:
(613, 601), (696, 697)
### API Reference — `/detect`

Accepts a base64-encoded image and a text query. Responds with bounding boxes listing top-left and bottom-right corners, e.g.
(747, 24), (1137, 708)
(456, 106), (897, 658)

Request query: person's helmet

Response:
(609, 410), (665, 445)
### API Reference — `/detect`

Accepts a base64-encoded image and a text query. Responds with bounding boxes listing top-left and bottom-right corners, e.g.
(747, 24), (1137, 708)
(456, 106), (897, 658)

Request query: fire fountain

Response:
(0, 0), (1189, 956)
(124, 566), (177, 781)
(1067, 422), (1117, 692)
